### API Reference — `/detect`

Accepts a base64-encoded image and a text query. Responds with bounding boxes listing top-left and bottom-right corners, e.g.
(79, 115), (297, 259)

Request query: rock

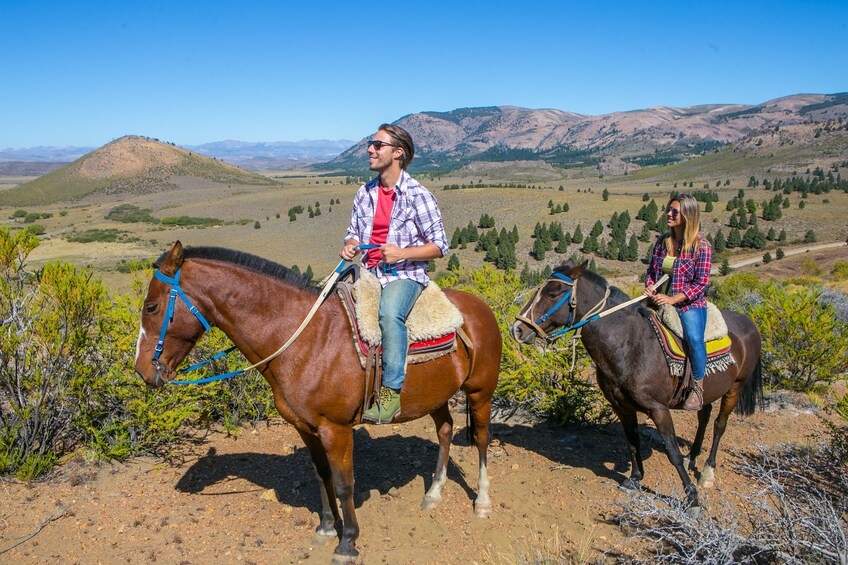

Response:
(260, 488), (280, 502)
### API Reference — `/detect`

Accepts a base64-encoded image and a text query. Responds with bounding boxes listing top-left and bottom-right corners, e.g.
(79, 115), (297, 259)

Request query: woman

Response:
(644, 194), (712, 410)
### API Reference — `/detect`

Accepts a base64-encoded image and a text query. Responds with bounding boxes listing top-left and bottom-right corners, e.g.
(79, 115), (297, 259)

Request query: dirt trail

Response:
(0, 397), (828, 564)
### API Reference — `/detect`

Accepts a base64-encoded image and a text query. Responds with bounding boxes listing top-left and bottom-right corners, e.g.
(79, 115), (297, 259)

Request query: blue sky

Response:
(2, 0), (847, 148)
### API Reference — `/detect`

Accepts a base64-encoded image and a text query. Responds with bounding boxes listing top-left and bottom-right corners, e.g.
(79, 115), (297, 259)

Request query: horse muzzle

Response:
(136, 360), (174, 388)
(510, 321), (537, 344)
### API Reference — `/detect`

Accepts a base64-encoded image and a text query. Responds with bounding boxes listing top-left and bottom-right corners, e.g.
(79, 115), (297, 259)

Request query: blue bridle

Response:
(150, 268), (244, 385)
(515, 272), (577, 342)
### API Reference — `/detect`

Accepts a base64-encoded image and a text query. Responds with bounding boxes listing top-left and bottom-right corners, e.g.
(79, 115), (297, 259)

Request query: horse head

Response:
(134, 241), (210, 387)
(511, 261), (588, 344)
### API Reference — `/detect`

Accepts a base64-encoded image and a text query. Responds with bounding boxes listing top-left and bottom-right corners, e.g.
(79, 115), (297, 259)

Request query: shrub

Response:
(106, 204), (157, 223)
(0, 229), (278, 478)
(159, 216), (224, 227)
(832, 262), (848, 281)
(747, 284), (848, 390)
(67, 229), (123, 243)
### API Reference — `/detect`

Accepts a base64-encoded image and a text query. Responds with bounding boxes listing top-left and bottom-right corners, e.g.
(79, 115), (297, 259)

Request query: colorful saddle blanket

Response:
(647, 312), (735, 378)
(335, 276), (462, 369)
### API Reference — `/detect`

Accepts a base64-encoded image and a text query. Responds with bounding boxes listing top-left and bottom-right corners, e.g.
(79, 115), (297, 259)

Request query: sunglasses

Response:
(366, 140), (397, 150)
(665, 207), (681, 218)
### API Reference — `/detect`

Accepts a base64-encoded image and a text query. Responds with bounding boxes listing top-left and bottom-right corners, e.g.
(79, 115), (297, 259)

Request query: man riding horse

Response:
(340, 124), (449, 423)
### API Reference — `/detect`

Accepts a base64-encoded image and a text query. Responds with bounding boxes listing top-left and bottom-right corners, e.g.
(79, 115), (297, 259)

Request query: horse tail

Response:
(735, 356), (764, 416)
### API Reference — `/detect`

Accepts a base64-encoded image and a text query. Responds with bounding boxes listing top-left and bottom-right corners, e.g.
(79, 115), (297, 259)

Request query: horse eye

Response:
(145, 303), (159, 315)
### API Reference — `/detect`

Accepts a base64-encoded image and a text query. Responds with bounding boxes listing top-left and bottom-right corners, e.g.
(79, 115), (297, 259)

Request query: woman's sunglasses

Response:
(665, 207), (681, 218)
(366, 140), (397, 150)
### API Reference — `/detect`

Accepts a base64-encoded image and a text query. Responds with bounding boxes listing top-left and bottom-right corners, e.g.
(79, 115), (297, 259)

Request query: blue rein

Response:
(152, 268), (245, 385)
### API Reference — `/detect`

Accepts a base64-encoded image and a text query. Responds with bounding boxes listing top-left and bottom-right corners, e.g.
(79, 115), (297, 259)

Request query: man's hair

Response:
(379, 123), (415, 170)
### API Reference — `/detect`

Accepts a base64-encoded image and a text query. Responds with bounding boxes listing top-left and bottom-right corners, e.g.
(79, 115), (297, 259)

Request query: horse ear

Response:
(572, 260), (590, 279)
(159, 241), (185, 276)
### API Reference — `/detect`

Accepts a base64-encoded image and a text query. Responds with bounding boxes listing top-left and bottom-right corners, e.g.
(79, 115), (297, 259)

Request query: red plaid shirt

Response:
(646, 234), (712, 313)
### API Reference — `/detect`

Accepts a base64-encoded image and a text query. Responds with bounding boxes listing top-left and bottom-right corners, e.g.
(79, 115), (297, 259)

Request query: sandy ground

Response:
(0, 395), (830, 564)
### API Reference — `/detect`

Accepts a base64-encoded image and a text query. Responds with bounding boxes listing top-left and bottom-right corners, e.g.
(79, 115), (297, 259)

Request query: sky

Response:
(2, 0), (847, 149)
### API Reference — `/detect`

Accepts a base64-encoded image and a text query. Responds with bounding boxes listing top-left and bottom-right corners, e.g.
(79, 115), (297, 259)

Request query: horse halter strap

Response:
(152, 268), (211, 362)
(515, 272), (577, 341)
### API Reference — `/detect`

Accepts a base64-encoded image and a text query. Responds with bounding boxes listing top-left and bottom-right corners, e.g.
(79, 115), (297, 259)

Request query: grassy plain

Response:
(1, 163), (847, 294)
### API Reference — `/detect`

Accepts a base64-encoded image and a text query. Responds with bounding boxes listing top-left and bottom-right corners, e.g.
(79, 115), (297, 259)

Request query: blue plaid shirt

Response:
(345, 170), (449, 287)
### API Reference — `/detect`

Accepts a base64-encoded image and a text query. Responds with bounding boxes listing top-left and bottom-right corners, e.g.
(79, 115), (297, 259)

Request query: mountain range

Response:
(3, 93), (847, 176)
(325, 93), (848, 172)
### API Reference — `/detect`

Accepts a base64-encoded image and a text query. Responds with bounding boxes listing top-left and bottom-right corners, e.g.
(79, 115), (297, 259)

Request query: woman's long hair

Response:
(664, 193), (701, 255)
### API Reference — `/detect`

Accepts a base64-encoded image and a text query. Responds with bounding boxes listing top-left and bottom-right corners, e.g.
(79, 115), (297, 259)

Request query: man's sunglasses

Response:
(366, 140), (397, 150)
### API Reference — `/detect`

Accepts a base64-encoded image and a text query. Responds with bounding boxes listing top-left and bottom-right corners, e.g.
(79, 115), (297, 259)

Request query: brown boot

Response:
(683, 380), (704, 411)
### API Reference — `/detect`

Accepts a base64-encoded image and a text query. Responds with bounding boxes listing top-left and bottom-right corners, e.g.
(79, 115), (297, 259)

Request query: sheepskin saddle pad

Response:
(658, 301), (728, 342)
(335, 270), (464, 367)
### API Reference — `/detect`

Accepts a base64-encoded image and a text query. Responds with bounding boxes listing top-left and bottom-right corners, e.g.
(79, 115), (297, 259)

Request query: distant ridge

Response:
(0, 135), (277, 206)
(322, 93), (848, 172)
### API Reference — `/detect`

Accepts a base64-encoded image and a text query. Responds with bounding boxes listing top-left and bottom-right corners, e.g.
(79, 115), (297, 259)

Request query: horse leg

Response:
(297, 430), (340, 538)
(422, 403), (453, 510)
(466, 388), (493, 518)
(683, 403), (713, 474)
(700, 392), (738, 489)
(318, 425), (360, 563)
(617, 410), (644, 489)
(651, 408), (700, 514)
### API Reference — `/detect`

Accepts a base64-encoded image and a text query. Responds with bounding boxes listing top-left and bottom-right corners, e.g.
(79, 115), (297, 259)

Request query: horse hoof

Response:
(331, 552), (358, 565)
(474, 503), (492, 518)
(421, 496), (441, 510)
(698, 465), (715, 489)
(620, 478), (641, 491)
(314, 526), (337, 540)
(685, 505), (702, 519)
(698, 477), (715, 489)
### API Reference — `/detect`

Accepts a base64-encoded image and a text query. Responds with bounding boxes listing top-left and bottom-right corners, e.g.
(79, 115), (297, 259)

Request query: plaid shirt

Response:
(646, 234), (712, 313)
(345, 170), (449, 287)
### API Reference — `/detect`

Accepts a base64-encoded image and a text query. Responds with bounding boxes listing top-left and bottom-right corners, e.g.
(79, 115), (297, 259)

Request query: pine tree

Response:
(447, 254), (460, 271)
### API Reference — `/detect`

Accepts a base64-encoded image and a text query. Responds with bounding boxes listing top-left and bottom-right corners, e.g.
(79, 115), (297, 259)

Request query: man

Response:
(341, 124), (449, 423)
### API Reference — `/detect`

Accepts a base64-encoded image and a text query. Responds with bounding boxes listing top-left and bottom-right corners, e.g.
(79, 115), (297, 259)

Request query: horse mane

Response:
(155, 246), (321, 294)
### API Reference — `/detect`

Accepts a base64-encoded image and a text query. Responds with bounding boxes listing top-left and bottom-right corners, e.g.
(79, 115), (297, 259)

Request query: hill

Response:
(322, 93), (848, 173)
(0, 136), (277, 206)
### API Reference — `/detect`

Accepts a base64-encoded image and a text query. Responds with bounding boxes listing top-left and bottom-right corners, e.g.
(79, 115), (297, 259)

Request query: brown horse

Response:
(510, 262), (762, 513)
(134, 242), (502, 563)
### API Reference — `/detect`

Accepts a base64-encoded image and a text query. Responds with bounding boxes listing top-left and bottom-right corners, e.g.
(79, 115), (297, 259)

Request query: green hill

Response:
(0, 135), (277, 206)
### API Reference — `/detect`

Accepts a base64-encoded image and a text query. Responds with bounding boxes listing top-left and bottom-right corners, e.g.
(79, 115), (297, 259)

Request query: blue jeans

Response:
(679, 306), (707, 381)
(379, 278), (423, 391)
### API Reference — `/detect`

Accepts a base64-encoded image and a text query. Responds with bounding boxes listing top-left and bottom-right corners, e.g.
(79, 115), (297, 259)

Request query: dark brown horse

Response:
(134, 242), (502, 562)
(510, 262), (762, 513)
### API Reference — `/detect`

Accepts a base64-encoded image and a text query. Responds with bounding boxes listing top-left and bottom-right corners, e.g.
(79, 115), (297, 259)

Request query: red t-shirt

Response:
(366, 184), (396, 268)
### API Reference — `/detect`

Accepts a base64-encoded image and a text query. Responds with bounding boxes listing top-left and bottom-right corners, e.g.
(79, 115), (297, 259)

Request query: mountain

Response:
(322, 93), (848, 172)
(0, 146), (95, 163)
(184, 139), (354, 170)
(0, 135), (276, 206)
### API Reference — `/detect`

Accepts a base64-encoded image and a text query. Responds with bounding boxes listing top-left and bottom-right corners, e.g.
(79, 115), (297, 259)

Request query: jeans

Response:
(679, 306), (707, 381)
(378, 278), (423, 391)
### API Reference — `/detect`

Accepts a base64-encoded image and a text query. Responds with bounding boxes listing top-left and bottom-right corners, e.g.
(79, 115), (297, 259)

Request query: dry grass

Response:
(2, 166), (847, 294)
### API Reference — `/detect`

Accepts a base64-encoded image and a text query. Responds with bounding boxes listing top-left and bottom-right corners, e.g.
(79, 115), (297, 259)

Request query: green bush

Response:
(0, 228), (277, 478)
(832, 262), (848, 281)
(747, 284), (848, 390)
(106, 204), (157, 223)
(67, 229), (123, 243)
(159, 216), (224, 227)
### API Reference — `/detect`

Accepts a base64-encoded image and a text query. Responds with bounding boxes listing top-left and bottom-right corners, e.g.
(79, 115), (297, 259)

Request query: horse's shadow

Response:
(175, 428), (478, 514)
(486, 419), (688, 484)
(175, 419), (681, 513)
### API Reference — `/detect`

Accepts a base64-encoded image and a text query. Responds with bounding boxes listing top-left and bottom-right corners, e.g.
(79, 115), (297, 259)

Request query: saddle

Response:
(643, 306), (736, 409)
(335, 270), (468, 422)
